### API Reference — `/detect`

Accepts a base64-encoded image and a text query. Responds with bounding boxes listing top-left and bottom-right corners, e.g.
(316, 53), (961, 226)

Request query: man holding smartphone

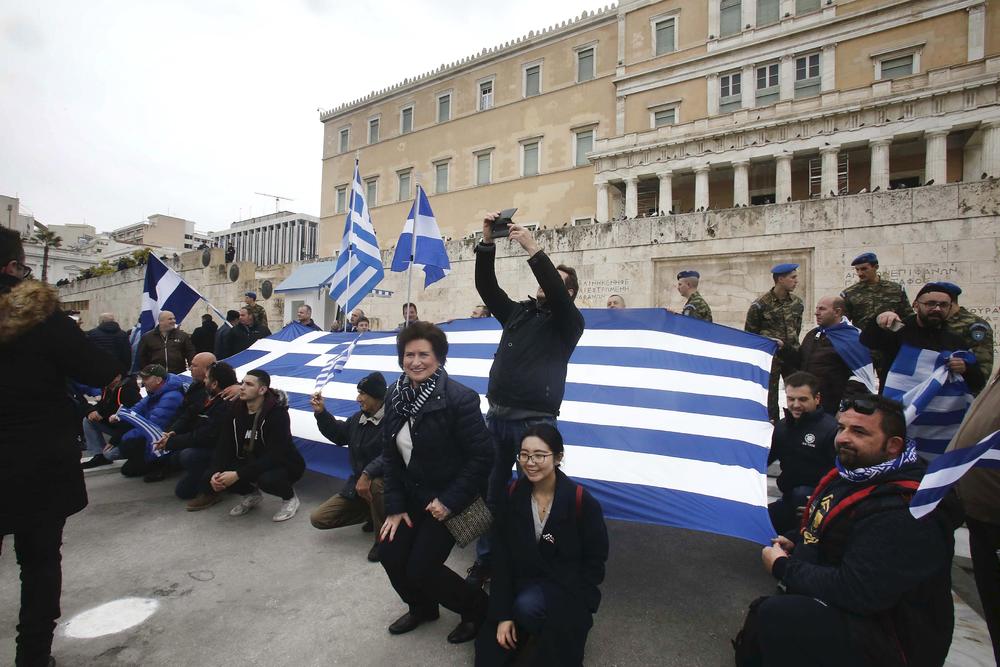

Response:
(467, 211), (585, 588)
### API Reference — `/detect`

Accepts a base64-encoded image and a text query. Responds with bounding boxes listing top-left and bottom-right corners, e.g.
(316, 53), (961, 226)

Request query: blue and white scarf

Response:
(835, 438), (919, 483)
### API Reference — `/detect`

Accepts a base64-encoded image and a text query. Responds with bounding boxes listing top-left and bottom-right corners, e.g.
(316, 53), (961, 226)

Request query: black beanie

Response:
(916, 282), (955, 301)
(357, 372), (387, 400)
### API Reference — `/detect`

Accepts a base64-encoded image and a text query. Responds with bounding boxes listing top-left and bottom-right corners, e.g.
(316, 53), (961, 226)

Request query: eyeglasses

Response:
(8, 260), (32, 278)
(517, 452), (553, 465)
(916, 300), (951, 311)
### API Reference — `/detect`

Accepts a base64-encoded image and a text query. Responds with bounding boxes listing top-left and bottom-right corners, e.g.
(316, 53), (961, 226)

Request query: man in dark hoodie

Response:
(766, 372), (838, 533)
(190, 314), (218, 354)
(193, 369), (305, 522)
(86, 312), (132, 371)
(0, 228), (123, 667)
(745, 394), (962, 667)
(469, 213), (585, 586)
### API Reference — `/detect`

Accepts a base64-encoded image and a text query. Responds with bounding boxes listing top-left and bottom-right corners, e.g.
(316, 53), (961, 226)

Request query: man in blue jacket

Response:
(107, 364), (186, 477)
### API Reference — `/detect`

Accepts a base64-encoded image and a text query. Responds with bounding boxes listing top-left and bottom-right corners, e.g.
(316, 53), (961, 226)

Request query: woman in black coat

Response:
(476, 424), (609, 667)
(379, 321), (494, 645)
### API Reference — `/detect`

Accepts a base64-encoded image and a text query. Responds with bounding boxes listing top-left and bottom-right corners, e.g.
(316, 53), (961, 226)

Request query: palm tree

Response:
(33, 229), (63, 283)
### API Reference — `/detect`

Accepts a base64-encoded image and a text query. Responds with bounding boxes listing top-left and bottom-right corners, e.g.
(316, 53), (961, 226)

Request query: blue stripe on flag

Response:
(910, 429), (1000, 519)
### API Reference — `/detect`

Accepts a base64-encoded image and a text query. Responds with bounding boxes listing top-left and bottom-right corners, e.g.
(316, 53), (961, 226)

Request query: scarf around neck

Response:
(392, 367), (443, 419)
(835, 438), (918, 483)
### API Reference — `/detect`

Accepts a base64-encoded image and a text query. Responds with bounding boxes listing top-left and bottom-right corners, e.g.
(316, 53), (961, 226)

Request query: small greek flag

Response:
(884, 344), (976, 460)
(115, 407), (167, 457)
(910, 428), (1000, 519)
(390, 186), (451, 288)
(329, 159), (385, 314)
(313, 336), (360, 393)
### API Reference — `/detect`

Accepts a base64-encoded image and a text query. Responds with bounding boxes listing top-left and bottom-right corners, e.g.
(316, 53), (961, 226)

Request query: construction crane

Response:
(254, 192), (294, 213)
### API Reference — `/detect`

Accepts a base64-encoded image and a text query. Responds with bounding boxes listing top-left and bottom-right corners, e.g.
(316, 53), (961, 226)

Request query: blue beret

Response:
(245, 291), (257, 299)
(851, 252), (878, 266)
(932, 282), (962, 298)
(677, 270), (700, 279)
(771, 263), (799, 275)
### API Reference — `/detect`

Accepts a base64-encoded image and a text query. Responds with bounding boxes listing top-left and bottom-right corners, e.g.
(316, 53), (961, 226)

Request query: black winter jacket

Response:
(799, 326), (868, 414)
(224, 322), (271, 358)
(92, 374), (142, 420)
(167, 381), (208, 433)
(475, 244), (584, 416)
(382, 370), (494, 516)
(87, 320), (132, 371)
(211, 389), (305, 483)
(137, 327), (196, 374)
(772, 462), (963, 667)
(489, 469), (609, 622)
(166, 392), (231, 452)
(767, 408), (838, 494)
(315, 407), (385, 499)
(0, 277), (122, 528)
(191, 320), (218, 354)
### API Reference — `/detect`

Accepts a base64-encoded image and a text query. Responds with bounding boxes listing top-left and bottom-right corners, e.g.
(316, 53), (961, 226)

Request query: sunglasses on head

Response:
(839, 396), (904, 418)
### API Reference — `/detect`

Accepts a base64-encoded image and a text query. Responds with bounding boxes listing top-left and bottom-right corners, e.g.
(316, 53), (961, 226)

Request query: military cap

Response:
(851, 252), (878, 266)
(934, 282), (962, 298)
(245, 291), (257, 299)
(771, 263), (799, 275)
(677, 270), (700, 279)
(916, 283), (955, 300)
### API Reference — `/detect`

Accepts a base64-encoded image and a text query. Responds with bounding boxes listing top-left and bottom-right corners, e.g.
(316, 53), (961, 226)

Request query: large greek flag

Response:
(138, 255), (204, 335)
(329, 160), (385, 313)
(221, 310), (777, 544)
(884, 344), (976, 460)
(390, 186), (451, 288)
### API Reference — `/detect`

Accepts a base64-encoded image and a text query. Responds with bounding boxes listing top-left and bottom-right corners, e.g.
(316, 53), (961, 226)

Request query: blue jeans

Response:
(174, 449), (214, 500)
(81, 418), (119, 457)
(475, 415), (557, 564)
(768, 484), (815, 535)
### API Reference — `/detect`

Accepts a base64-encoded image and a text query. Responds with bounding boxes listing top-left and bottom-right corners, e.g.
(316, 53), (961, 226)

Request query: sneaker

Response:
(272, 494), (300, 522)
(81, 454), (111, 469)
(465, 560), (491, 588)
(229, 489), (263, 516)
(186, 492), (223, 512)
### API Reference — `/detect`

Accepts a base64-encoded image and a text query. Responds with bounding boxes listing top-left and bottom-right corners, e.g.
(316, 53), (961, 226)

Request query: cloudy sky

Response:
(1, 0), (604, 233)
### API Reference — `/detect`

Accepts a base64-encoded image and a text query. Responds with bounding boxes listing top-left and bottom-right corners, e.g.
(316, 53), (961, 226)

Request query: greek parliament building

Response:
(317, 0), (1000, 253)
(212, 211), (321, 267)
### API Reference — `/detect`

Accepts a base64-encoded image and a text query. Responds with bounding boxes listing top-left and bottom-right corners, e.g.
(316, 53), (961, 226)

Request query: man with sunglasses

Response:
(747, 394), (963, 667)
(860, 282), (986, 395)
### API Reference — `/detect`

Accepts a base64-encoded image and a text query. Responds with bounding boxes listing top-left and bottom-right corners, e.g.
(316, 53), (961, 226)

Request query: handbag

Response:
(444, 496), (493, 548)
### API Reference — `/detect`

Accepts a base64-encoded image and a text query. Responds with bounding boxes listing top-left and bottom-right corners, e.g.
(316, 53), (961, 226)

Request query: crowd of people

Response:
(3, 217), (999, 667)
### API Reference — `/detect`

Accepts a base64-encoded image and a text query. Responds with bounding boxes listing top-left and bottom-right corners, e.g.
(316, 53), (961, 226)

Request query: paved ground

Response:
(1, 467), (993, 666)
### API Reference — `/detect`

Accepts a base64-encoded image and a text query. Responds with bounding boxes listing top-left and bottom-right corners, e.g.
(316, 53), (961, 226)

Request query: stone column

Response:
(968, 4), (985, 62)
(707, 74), (720, 115)
(821, 44), (836, 92)
(733, 161), (750, 206)
(742, 0), (756, 30)
(657, 171), (673, 214)
(821, 145), (839, 197)
(870, 138), (891, 191)
(741, 64), (755, 109)
(924, 130), (949, 185)
(775, 154), (792, 203)
(624, 177), (639, 219)
(779, 55), (794, 101)
(982, 121), (1000, 179)
(708, 0), (720, 38)
(596, 181), (610, 222)
(694, 166), (710, 210)
(780, 0), (795, 18)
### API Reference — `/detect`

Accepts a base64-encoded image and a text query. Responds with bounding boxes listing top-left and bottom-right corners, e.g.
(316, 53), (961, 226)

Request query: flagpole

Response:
(404, 182), (420, 328)
(344, 154), (359, 332)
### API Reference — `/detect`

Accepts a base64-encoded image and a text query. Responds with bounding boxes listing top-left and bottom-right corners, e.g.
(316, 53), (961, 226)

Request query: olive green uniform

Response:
(841, 278), (912, 383)
(745, 288), (804, 420)
(946, 306), (994, 381)
(247, 302), (268, 330)
(682, 291), (713, 323)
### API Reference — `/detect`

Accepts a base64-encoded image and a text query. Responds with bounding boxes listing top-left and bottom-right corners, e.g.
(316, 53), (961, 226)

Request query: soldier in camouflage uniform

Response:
(840, 252), (912, 385)
(676, 270), (713, 322)
(244, 291), (269, 330)
(745, 263), (805, 421)
(935, 282), (995, 381)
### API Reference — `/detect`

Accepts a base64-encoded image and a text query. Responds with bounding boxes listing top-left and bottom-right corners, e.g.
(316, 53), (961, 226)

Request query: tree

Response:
(32, 230), (63, 283)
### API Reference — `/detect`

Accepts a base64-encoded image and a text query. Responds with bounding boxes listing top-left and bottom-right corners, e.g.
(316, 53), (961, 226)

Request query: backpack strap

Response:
(818, 480), (921, 538)
(575, 484), (584, 521)
(507, 478), (520, 497)
(799, 468), (839, 533)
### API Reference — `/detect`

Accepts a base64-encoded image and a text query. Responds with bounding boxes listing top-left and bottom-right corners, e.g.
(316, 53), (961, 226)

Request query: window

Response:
(720, 71), (742, 112)
(795, 53), (821, 98)
(338, 128), (350, 153)
(335, 186), (347, 214)
(368, 117), (379, 144)
(757, 0), (779, 25)
(572, 217), (594, 226)
(476, 152), (492, 185)
(398, 170), (412, 201)
(524, 64), (541, 97)
(755, 62), (780, 105)
(437, 93), (451, 123)
(655, 18), (676, 55)
(577, 47), (595, 82)
(400, 106), (413, 134)
(720, 0), (742, 37)
(878, 54), (914, 80)
(796, 0), (821, 13)
(574, 129), (594, 167)
(522, 140), (540, 177)
(434, 161), (449, 194)
(365, 178), (377, 206)
(653, 107), (676, 127)
(479, 80), (494, 111)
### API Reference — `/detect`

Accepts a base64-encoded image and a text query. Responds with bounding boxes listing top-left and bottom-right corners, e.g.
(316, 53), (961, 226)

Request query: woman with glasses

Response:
(378, 321), (494, 645)
(476, 424), (609, 666)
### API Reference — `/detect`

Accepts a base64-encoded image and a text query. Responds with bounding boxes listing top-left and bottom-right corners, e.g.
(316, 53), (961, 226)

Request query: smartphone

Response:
(491, 208), (518, 238)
